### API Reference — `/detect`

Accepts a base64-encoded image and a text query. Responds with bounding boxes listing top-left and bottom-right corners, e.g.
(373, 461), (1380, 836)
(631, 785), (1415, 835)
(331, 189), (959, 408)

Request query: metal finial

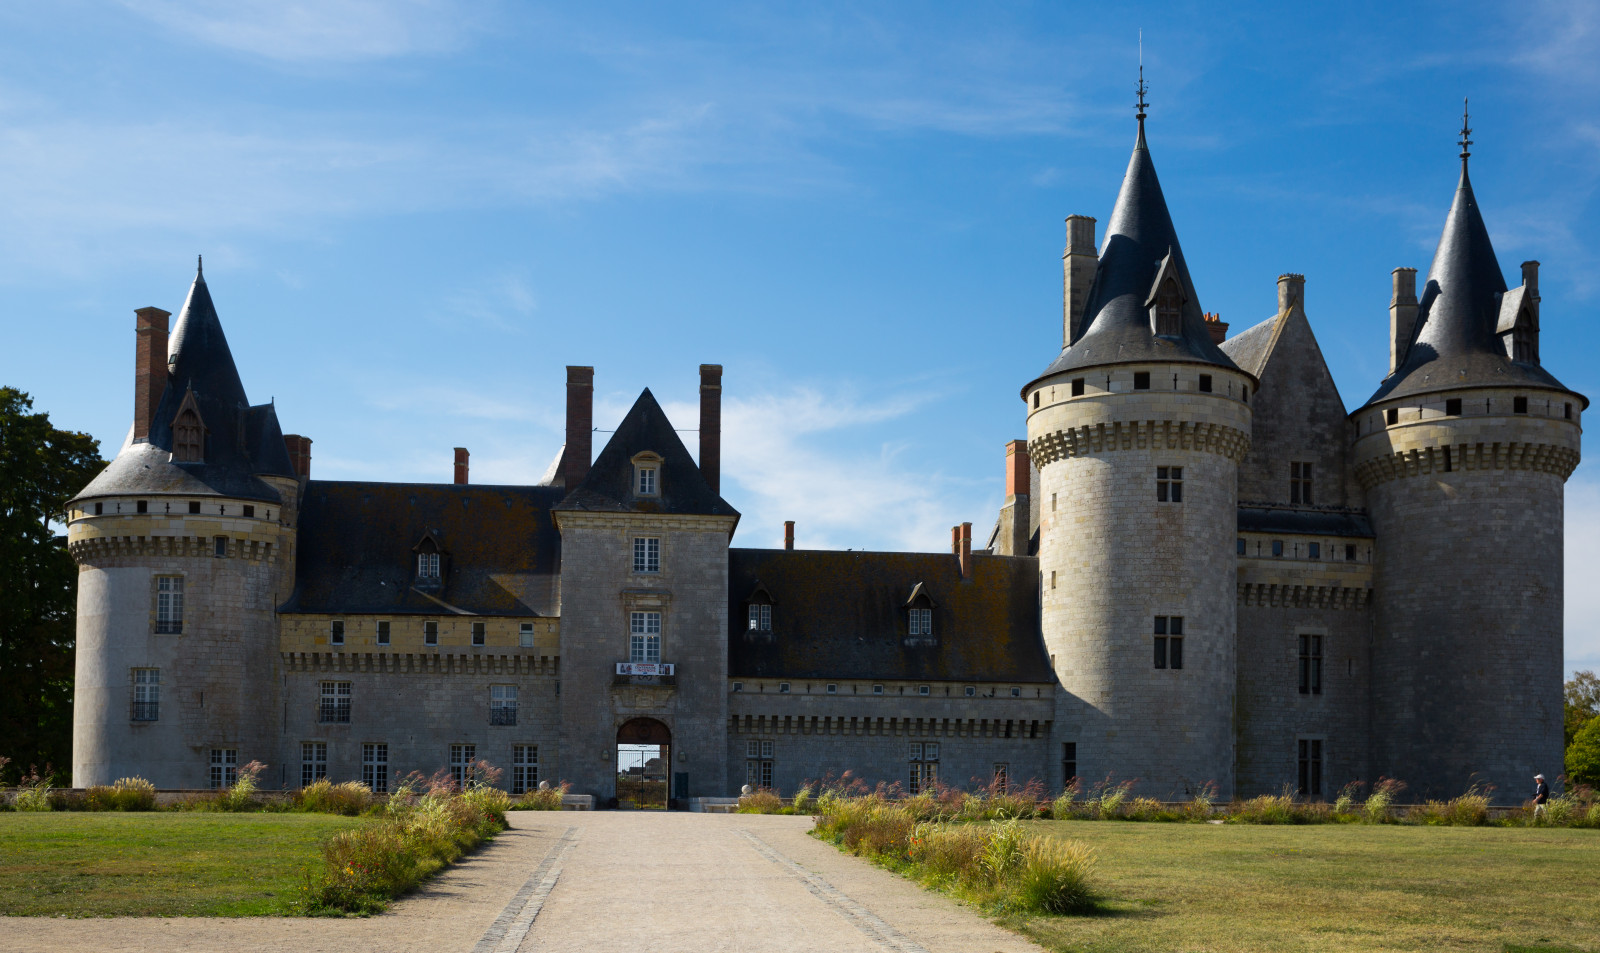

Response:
(1136, 32), (1148, 121)
(197, 253), (204, 277)
(1458, 97), (1472, 161)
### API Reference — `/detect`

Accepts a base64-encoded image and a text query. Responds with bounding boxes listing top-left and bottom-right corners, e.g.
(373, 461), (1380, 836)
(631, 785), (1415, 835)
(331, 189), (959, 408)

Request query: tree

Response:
(1568, 716), (1600, 789)
(1568, 671), (1600, 749)
(0, 388), (104, 783)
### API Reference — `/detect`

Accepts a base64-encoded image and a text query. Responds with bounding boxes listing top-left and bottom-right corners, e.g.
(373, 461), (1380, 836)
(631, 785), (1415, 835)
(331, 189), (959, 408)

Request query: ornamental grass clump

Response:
(1364, 777), (1406, 823)
(297, 779), (374, 816)
(85, 776), (157, 811)
(736, 788), (788, 814)
(511, 781), (569, 811)
(1407, 786), (1491, 826)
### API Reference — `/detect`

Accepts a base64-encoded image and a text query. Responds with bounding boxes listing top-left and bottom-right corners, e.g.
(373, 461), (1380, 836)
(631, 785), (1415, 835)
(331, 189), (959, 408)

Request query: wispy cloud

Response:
(117, 0), (483, 62)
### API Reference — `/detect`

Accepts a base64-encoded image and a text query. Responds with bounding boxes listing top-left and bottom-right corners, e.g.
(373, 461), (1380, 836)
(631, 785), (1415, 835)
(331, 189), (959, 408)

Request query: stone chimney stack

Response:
(1389, 267), (1419, 374)
(1277, 273), (1306, 315)
(784, 520), (795, 551)
(996, 440), (1032, 556)
(1063, 215), (1098, 346)
(562, 366), (594, 490)
(283, 435), (312, 480)
(699, 364), (722, 494)
(133, 306), (171, 443)
(454, 447), (469, 485)
(959, 522), (973, 578)
(1522, 260), (1541, 317)
(1203, 312), (1229, 344)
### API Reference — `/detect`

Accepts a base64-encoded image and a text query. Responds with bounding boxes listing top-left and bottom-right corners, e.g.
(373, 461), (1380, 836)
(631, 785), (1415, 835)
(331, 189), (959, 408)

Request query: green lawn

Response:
(0, 812), (362, 916)
(1013, 821), (1600, 953)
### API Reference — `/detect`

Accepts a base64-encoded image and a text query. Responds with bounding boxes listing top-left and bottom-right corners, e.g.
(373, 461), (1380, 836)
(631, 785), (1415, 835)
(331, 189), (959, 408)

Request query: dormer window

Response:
(909, 607), (932, 635)
(631, 452), (662, 497)
(413, 531), (445, 583)
(418, 552), (440, 578)
(744, 583), (775, 636)
(1154, 278), (1183, 336)
(904, 582), (935, 645)
(171, 390), (206, 463)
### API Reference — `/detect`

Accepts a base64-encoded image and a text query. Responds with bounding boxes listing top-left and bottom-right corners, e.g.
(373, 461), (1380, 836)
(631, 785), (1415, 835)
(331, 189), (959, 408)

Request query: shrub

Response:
(297, 780), (375, 816)
(792, 784), (815, 815)
(1408, 788), (1490, 826)
(85, 777), (157, 811)
(511, 781), (569, 811)
(1229, 793), (1296, 825)
(1015, 836), (1099, 914)
(1333, 781), (1364, 816)
(221, 760), (267, 811)
(736, 789), (788, 814)
(11, 767), (54, 812)
(1364, 777), (1406, 823)
(1186, 781), (1218, 821)
(1568, 716), (1600, 788)
(1049, 779), (1082, 820)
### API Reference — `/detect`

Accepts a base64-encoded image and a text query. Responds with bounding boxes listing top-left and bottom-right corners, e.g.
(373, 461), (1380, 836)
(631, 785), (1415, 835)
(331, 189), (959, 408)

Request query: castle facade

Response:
(67, 109), (1583, 804)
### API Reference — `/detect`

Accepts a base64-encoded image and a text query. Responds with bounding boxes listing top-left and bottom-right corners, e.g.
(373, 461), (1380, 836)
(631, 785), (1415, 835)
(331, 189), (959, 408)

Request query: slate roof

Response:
(1219, 315), (1279, 379)
(73, 264), (295, 504)
(1362, 160), (1583, 408)
(727, 549), (1052, 683)
(281, 482), (564, 616)
(1237, 506), (1374, 538)
(1028, 119), (1246, 388)
(554, 388), (739, 522)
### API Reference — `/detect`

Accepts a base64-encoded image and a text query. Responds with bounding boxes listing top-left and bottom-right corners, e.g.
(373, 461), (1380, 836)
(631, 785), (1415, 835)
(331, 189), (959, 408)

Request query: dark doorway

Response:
(616, 717), (670, 810)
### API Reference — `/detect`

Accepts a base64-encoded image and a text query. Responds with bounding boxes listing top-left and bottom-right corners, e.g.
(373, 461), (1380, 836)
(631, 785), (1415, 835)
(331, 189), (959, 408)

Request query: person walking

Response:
(1533, 773), (1550, 818)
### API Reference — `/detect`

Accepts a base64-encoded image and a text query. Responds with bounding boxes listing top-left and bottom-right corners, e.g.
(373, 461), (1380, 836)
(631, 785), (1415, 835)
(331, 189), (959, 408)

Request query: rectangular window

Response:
(872, 684), (884, 695)
(1345, 544), (1357, 561)
(1290, 461), (1313, 505)
(1299, 634), (1324, 695)
(1199, 374), (1213, 393)
(1308, 542), (1320, 560)
(300, 741), (328, 788)
(132, 668), (160, 721)
(732, 682), (743, 692)
(319, 681), (352, 723)
(1514, 396), (1529, 414)
(519, 623), (534, 647)
(209, 749), (238, 789)
(633, 537), (661, 573)
(512, 745), (538, 795)
(1445, 398), (1462, 416)
(761, 740), (774, 759)
(629, 611), (662, 663)
(376, 620), (391, 646)
(1071, 377), (1085, 396)
(213, 536), (228, 557)
(362, 743), (389, 793)
(908, 760), (923, 795)
(1298, 738), (1324, 797)
(1236, 538), (1246, 556)
(424, 621), (438, 646)
(490, 685), (518, 725)
(993, 764), (1009, 793)
(965, 685), (975, 697)
(136, 500), (148, 513)
(1386, 407), (1399, 426)
(918, 685), (930, 695)
(1154, 616), (1184, 669)
(1133, 372), (1150, 390)
(330, 620), (345, 645)
(472, 622), (486, 646)
(418, 552), (440, 577)
(779, 682), (791, 693)
(1272, 540), (1284, 557)
(909, 607), (932, 636)
(188, 500), (200, 514)
(826, 683), (837, 694)
(242, 505), (254, 518)
(155, 576), (184, 634)
(1156, 466), (1183, 502)
(450, 744), (477, 788)
(760, 760), (774, 788)
(1062, 742), (1078, 783)
(637, 466), (657, 495)
(748, 603), (772, 632)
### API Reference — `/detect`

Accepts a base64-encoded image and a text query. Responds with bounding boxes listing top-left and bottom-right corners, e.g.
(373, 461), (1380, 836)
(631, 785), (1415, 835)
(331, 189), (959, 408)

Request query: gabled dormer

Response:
(1146, 249), (1187, 337)
(630, 451), (662, 499)
(743, 581), (775, 638)
(171, 387), (207, 463)
(412, 530), (447, 588)
(1497, 263), (1541, 365)
(904, 581), (936, 646)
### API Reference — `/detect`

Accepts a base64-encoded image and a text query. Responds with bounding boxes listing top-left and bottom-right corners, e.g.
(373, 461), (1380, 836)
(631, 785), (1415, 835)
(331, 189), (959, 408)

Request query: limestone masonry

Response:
(67, 108), (1584, 805)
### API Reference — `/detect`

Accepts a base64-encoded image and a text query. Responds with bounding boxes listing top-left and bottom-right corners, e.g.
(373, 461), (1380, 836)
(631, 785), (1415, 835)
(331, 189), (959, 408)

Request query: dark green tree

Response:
(1568, 716), (1600, 789)
(0, 388), (104, 783)
(1567, 670), (1600, 749)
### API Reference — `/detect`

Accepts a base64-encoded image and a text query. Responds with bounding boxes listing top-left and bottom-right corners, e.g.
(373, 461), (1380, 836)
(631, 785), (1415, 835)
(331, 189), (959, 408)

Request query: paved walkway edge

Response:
(471, 826), (580, 953)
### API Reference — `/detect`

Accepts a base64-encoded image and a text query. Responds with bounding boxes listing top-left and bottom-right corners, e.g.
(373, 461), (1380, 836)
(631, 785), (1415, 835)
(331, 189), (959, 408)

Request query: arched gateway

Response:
(616, 718), (671, 810)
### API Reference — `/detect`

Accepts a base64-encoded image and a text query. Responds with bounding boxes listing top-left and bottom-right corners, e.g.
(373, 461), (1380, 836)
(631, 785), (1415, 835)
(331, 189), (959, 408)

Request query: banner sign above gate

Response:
(616, 662), (675, 676)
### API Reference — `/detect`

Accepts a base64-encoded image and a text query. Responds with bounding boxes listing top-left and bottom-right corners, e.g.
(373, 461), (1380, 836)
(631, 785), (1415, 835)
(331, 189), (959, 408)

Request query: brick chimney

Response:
(562, 366), (594, 490)
(1063, 215), (1098, 345)
(699, 364), (722, 494)
(454, 447), (469, 485)
(951, 525), (961, 555)
(283, 435), (312, 479)
(997, 440), (1031, 556)
(1203, 312), (1229, 344)
(784, 520), (795, 550)
(959, 522), (973, 578)
(133, 306), (171, 442)
(1389, 268), (1418, 374)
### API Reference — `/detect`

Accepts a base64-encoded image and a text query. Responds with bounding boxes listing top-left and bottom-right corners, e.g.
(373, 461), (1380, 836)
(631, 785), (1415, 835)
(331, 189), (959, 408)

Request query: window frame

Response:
(319, 680), (353, 724)
(132, 668), (160, 721)
(1297, 737), (1325, 798)
(1156, 466), (1183, 502)
(209, 748), (238, 789)
(376, 620), (391, 646)
(633, 536), (661, 574)
(155, 575), (184, 634)
(449, 744), (478, 789)
(519, 622), (534, 648)
(629, 610), (662, 663)
(362, 742), (389, 793)
(417, 551), (441, 578)
(490, 684), (519, 726)
(1298, 633), (1324, 696)
(330, 620), (345, 645)
(1290, 461), (1313, 505)
(471, 621), (486, 646)
(512, 744), (539, 795)
(300, 741), (328, 788)
(908, 606), (933, 636)
(424, 620), (438, 646)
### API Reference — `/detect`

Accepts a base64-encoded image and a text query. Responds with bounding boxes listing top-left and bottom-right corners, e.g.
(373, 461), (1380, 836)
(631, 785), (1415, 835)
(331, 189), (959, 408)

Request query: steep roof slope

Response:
(728, 549), (1051, 683)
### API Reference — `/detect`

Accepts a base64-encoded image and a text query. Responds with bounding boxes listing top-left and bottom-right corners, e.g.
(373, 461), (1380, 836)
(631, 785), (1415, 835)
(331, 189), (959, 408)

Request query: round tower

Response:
(1355, 132), (1583, 801)
(68, 265), (301, 789)
(1030, 104), (1253, 799)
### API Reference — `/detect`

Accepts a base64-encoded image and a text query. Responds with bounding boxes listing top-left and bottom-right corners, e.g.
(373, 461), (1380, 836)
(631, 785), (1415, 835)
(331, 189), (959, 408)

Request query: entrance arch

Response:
(616, 718), (671, 810)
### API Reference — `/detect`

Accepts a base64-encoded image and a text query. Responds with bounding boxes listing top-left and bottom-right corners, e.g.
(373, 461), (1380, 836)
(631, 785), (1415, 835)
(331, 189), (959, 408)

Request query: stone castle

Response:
(67, 106), (1583, 804)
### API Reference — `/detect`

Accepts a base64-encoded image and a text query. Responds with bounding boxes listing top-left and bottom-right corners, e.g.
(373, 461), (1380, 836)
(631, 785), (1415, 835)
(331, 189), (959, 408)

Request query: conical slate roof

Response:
(1030, 119), (1244, 385)
(554, 387), (739, 522)
(1362, 160), (1580, 407)
(73, 261), (296, 503)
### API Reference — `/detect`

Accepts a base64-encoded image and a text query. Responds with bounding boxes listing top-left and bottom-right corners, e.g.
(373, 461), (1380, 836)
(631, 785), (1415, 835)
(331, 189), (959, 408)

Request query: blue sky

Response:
(3, 1), (1597, 673)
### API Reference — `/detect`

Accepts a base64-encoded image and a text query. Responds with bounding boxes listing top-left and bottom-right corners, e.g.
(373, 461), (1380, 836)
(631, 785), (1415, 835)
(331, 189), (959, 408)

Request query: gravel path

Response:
(0, 812), (1044, 953)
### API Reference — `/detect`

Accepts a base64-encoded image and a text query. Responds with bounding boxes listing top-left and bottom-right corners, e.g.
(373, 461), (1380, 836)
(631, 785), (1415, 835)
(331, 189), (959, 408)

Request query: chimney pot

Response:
(454, 447), (469, 485)
(699, 364), (722, 494)
(562, 366), (594, 490)
(1203, 312), (1229, 344)
(133, 306), (171, 442)
(783, 520), (795, 550)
